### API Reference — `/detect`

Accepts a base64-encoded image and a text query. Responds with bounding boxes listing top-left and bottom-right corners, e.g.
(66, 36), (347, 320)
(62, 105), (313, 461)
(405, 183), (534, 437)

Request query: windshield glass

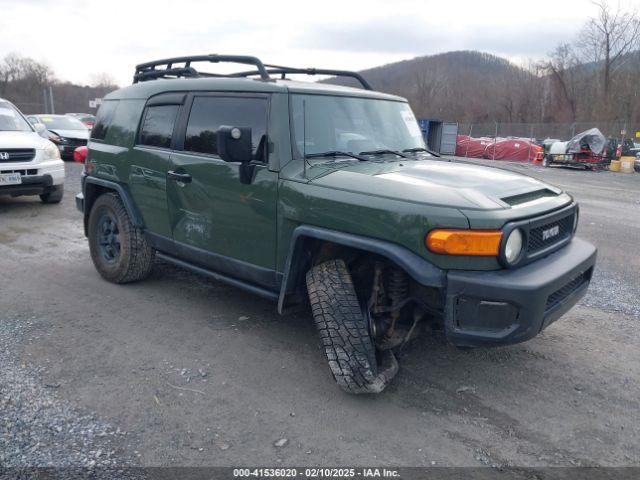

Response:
(291, 94), (425, 157)
(37, 115), (86, 130)
(0, 102), (33, 132)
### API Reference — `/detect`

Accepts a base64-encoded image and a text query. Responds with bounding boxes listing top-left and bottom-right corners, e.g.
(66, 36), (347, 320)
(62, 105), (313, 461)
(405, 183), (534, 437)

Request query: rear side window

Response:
(91, 101), (119, 140)
(184, 96), (267, 159)
(138, 105), (180, 149)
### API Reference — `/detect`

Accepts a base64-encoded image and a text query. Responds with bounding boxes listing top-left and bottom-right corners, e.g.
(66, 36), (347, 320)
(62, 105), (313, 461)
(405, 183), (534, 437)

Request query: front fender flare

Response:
(277, 225), (445, 314)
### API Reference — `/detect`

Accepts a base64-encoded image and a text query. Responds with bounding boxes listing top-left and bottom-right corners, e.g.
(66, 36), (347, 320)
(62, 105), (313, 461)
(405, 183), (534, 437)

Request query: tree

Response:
(580, 0), (640, 96)
(89, 72), (118, 89)
(544, 43), (581, 122)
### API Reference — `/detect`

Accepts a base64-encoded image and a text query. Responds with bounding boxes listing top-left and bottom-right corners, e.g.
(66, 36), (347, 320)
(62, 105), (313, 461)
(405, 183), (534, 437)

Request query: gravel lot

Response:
(0, 160), (638, 469)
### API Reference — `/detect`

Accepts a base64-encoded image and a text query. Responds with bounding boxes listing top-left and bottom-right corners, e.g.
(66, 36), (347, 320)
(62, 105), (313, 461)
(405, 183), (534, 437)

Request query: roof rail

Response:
(133, 54), (271, 83)
(230, 64), (373, 90)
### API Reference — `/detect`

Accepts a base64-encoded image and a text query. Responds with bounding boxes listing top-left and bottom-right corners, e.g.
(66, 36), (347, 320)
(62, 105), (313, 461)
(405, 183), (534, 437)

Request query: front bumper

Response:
(56, 142), (87, 159)
(444, 237), (597, 347)
(0, 174), (57, 196)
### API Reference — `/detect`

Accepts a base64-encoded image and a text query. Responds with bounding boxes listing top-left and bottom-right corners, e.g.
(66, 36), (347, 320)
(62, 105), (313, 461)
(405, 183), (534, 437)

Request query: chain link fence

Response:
(458, 121), (637, 143)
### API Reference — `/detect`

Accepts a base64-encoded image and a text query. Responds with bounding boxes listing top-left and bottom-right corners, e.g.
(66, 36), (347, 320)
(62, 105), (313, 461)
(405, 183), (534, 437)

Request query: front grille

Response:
(65, 138), (87, 147)
(527, 212), (575, 254)
(0, 169), (37, 175)
(0, 148), (36, 162)
(545, 271), (589, 311)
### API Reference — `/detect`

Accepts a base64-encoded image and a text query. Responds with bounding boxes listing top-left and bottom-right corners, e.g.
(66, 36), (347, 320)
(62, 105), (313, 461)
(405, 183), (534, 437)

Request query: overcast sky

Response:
(0, 0), (635, 86)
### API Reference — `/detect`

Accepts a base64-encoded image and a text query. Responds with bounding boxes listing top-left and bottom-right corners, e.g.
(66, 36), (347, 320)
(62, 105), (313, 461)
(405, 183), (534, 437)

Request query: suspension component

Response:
(385, 268), (409, 338)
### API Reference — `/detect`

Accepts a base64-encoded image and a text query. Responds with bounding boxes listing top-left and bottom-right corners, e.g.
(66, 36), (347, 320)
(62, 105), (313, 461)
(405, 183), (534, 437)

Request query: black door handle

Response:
(167, 171), (192, 183)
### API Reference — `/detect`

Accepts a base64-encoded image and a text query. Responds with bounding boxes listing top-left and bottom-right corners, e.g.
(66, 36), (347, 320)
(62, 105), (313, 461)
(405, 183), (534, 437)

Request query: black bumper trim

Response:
(444, 237), (597, 347)
(76, 192), (84, 212)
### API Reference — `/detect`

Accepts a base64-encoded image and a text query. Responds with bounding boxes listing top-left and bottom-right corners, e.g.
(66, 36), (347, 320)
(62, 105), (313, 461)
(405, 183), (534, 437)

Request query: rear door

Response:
(166, 93), (278, 288)
(128, 94), (185, 238)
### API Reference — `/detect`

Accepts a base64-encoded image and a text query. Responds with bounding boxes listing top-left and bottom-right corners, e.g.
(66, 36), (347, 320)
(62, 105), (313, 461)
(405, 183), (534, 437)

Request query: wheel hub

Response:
(97, 214), (121, 264)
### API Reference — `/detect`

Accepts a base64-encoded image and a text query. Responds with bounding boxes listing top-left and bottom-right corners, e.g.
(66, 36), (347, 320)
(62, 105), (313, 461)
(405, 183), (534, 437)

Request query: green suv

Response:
(76, 55), (597, 394)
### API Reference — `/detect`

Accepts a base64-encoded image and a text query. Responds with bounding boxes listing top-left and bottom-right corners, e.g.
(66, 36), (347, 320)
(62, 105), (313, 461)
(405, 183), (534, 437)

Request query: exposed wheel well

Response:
(280, 236), (443, 322)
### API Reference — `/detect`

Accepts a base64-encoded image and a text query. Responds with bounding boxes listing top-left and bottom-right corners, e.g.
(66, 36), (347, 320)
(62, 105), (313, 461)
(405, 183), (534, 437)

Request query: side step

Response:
(155, 252), (279, 302)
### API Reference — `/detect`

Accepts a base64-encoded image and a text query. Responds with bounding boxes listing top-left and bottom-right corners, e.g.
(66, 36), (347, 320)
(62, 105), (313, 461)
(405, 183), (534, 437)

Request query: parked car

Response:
(0, 98), (65, 203)
(66, 113), (96, 130)
(27, 114), (89, 160)
(76, 54), (597, 394)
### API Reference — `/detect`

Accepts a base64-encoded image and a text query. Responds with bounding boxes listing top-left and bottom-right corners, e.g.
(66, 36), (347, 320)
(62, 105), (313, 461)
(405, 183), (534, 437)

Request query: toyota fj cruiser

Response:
(76, 55), (597, 394)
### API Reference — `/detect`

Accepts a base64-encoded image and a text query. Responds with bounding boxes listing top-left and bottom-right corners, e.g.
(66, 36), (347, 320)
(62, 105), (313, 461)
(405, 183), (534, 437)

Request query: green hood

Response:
(308, 159), (568, 212)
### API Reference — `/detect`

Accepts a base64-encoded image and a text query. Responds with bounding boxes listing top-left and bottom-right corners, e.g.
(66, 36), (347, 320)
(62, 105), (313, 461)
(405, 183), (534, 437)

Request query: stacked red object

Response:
(455, 135), (541, 162)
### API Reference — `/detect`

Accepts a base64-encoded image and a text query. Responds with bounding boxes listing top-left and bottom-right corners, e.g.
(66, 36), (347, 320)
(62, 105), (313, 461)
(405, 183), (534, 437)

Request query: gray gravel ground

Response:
(0, 311), (135, 469)
(0, 160), (638, 471)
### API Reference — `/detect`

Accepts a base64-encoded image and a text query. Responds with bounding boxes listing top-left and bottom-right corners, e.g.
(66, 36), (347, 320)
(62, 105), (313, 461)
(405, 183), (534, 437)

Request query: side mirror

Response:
(34, 123), (47, 135)
(217, 126), (252, 163)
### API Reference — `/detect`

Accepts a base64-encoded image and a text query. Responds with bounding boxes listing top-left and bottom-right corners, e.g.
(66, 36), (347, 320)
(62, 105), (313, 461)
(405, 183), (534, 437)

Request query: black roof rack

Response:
(132, 55), (372, 90)
(133, 55), (271, 83)
(230, 64), (373, 90)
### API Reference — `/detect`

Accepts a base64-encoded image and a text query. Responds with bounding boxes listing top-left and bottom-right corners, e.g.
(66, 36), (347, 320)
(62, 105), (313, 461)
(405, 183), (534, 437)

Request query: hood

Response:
(308, 159), (564, 211)
(49, 128), (90, 140)
(0, 130), (50, 149)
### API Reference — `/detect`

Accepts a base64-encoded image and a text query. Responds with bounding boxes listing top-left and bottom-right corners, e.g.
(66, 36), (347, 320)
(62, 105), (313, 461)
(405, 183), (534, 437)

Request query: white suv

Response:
(0, 98), (65, 203)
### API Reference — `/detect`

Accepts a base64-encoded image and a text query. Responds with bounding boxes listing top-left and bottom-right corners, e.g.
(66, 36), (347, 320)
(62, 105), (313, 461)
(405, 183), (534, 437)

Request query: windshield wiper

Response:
(358, 149), (409, 158)
(305, 151), (368, 162)
(402, 147), (441, 157)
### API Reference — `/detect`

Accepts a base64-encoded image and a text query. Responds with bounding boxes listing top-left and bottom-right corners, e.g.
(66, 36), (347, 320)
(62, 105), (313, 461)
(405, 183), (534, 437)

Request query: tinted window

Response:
(91, 101), (119, 140)
(139, 105), (180, 149)
(184, 96), (267, 159)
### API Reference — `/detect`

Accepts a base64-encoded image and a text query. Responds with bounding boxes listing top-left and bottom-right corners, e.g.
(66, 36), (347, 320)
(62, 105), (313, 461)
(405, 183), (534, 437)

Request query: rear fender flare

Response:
(82, 176), (144, 234)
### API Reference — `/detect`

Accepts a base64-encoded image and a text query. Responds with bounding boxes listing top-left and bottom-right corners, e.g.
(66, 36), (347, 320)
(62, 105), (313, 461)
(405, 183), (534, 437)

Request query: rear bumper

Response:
(76, 192), (84, 212)
(444, 237), (597, 347)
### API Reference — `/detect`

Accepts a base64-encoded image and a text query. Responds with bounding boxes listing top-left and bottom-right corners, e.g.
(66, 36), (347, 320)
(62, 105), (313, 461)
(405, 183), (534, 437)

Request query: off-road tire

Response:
(39, 185), (64, 204)
(306, 259), (398, 394)
(88, 192), (154, 283)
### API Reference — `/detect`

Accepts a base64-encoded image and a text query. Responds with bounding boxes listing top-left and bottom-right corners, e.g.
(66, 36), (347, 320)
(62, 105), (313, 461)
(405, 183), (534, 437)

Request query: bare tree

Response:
(580, 0), (640, 96)
(89, 72), (118, 89)
(544, 43), (581, 122)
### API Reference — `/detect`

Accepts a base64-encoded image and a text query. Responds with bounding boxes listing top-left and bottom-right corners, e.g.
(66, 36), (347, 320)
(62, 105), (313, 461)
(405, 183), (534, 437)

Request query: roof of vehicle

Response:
(104, 77), (406, 102)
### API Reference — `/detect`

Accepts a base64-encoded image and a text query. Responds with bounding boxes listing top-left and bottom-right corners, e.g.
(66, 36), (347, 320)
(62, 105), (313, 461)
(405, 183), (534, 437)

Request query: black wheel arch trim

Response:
(82, 176), (145, 234)
(277, 225), (445, 314)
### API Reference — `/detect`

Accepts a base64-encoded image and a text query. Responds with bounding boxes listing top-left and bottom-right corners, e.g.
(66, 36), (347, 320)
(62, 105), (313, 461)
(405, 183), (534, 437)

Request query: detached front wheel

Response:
(306, 259), (398, 394)
(88, 193), (155, 283)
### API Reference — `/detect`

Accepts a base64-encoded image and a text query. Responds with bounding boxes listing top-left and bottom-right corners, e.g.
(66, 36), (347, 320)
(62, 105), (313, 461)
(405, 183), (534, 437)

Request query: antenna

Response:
(302, 99), (307, 179)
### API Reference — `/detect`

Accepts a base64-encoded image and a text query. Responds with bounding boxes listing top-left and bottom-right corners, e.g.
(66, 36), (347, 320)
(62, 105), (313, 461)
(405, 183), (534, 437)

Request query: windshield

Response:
(0, 102), (33, 132)
(37, 115), (86, 130)
(291, 94), (425, 158)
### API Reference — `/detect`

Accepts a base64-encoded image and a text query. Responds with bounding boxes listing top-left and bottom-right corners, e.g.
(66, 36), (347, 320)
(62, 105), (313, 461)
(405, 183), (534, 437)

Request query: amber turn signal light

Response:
(426, 229), (503, 256)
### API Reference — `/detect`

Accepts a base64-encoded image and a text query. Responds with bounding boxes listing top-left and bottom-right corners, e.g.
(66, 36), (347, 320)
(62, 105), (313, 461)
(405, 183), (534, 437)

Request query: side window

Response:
(138, 105), (180, 149)
(184, 96), (267, 160)
(91, 100), (119, 141)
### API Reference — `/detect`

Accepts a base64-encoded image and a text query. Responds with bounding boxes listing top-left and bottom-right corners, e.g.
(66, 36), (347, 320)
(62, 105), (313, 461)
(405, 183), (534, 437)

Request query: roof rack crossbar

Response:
(229, 65), (373, 90)
(133, 55), (271, 83)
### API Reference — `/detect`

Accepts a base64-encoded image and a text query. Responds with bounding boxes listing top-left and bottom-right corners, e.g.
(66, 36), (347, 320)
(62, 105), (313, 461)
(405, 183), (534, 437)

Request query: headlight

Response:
(43, 142), (61, 160)
(504, 229), (524, 264)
